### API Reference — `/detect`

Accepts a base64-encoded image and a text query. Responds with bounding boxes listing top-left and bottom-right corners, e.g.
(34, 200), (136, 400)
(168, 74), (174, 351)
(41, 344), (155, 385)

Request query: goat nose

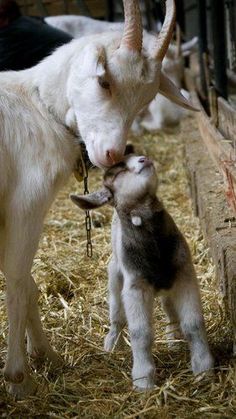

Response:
(138, 156), (148, 163)
(106, 149), (124, 165)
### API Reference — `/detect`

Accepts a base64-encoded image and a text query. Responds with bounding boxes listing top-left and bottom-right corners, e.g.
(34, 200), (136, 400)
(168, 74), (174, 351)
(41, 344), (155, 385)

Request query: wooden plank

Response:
(217, 96), (236, 145)
(17, 0), (106, 17)
(190, 90), (236, 212)
(184, 118), (236, 353)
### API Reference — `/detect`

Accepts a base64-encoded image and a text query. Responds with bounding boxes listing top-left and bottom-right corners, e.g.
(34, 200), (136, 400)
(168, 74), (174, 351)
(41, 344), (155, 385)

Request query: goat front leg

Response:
(168, 266), (214, 375)
(3, 208), (52, 398)
(104, 257), (125, 352)
(26, 276), (61, 368)
(122, 274), (155, 390)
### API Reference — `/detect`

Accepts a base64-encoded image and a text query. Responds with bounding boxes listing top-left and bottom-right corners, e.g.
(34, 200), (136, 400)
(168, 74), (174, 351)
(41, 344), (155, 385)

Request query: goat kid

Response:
(71, 155), (214, 390)
(0, 0), (197, 398)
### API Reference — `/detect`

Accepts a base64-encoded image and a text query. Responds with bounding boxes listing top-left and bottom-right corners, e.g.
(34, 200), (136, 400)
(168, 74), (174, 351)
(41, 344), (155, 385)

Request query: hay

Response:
(0, 117), (235, 418)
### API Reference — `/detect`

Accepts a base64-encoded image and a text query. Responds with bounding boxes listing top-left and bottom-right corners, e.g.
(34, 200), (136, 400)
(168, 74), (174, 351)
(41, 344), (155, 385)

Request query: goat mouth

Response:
(139, 161), (153, 173)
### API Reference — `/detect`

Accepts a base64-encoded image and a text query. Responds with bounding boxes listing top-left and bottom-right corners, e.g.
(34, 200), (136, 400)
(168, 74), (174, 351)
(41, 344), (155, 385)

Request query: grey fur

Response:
(71, 154), (214, 389)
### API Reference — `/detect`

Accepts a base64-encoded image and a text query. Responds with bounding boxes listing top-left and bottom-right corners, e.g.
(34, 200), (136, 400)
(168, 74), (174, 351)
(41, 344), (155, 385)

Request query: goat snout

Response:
(138, 156), (149, 163)
(138, 156), (153, 169)
(105, 149), (124, 166)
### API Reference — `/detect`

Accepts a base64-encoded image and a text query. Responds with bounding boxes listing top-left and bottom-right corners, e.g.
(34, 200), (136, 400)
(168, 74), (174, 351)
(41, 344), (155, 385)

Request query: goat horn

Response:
(120, 0), (143, 53)
(152, 0), (176, 61)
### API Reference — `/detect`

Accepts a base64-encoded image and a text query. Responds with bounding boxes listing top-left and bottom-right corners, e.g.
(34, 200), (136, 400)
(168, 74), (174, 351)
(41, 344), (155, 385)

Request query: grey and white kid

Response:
(71, 154), (214, 390)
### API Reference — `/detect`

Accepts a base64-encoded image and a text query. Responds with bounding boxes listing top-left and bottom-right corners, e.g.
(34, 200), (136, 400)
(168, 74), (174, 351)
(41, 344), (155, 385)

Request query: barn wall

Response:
(16, 0), (107, 18)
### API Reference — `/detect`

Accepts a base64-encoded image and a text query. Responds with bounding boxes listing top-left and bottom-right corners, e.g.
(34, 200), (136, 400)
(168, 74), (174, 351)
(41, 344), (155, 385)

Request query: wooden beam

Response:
(184, 118), (236, 353)
(210, 0), (228, 99)
(217, 97), (236, 144)
(191, 90), (236, 212)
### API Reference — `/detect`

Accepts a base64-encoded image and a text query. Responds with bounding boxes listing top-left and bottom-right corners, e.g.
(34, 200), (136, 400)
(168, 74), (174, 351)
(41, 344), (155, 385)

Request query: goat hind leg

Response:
(26, 276), (61, 368)
(161, 295), (182, 349)
(169, 268), (214, 375)
(3, 210), (48, 398)
(104, 257), (125, 352)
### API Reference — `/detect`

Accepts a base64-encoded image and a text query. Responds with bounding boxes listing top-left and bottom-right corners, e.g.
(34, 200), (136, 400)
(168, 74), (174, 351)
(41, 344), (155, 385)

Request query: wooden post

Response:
(210, 0), (228, 99)
(76, 0), (90, 16)
(175, 0), (185, 33)
(106, 0), (114, 22)
(197, 0), (208, 101)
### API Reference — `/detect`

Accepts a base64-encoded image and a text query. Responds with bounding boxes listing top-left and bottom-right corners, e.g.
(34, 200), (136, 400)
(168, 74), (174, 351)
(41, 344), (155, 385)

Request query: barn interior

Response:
(0, 1), (235, 417)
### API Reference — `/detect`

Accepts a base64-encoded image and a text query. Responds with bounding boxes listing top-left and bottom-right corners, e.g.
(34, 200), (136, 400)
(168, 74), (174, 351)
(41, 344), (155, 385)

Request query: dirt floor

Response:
(0, 117), (235, 418)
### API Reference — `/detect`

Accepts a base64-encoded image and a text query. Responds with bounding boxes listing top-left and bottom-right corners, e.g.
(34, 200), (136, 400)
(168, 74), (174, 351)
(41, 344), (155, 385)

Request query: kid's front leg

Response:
(122, 274), (155, 390)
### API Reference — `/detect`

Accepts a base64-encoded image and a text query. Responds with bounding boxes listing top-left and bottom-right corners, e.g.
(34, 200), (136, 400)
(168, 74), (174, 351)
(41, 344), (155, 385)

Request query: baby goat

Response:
(71, 155), (214, 390)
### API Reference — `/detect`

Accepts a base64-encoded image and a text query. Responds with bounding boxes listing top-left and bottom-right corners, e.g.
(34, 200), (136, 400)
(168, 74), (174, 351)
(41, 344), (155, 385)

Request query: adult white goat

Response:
(0, 0), (196, 398)
(46, 14), (198, 132)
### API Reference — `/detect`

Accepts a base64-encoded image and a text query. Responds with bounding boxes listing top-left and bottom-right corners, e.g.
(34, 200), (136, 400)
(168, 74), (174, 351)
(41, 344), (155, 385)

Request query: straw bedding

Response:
(0, 117), (235, 418)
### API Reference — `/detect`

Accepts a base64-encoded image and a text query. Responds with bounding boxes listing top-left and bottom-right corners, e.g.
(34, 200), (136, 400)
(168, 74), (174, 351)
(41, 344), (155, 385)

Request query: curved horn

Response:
(120, 0), (143, 53)
(175, 23), (181, 58)
(152, 0), (176, 61)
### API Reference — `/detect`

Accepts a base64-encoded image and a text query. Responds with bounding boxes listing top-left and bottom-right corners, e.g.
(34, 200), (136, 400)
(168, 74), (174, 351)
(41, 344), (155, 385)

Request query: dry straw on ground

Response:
(0, 117), (235, 418)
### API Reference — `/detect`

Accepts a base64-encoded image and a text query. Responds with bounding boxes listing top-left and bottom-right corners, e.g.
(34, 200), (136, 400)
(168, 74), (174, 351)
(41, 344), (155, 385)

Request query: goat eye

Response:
(98, 78), (110, 90)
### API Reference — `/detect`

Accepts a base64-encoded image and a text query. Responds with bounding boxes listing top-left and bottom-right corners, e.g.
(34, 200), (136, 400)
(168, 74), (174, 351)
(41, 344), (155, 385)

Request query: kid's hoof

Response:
(8, 375), (37, 399)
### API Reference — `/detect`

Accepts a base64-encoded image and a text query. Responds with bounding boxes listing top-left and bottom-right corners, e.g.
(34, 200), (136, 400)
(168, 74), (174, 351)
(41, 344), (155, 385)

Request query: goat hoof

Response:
(133, 377), (156, 391)
(3, 368), (24, 384)
(104, 332), (118, 352)
(132, 366), (156, 391)
(192, 351), (214, 376)
(8, 375), (37, 399)
(29, 346), (62, 369)
(47, 351), (63, 369)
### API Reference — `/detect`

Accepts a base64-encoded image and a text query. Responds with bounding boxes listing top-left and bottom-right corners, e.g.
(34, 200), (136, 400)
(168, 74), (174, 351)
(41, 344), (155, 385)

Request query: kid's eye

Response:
(98, 78), (110, 90)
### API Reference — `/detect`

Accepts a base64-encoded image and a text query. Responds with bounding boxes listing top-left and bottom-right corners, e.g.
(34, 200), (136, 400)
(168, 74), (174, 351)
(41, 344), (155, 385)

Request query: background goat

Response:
(71, 154), (214, 390)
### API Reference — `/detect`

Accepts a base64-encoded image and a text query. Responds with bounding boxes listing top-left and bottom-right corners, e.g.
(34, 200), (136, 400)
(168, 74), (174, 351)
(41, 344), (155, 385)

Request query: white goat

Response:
(45, 15), (124, 38)
(0, 0), (196, 398)
(71, 154), (214, 390)
(46, 15), (198, 131)
(141, 34), (198, 131)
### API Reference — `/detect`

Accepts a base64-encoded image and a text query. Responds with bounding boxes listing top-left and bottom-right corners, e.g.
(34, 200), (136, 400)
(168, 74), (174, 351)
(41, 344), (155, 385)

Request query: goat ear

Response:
(181, 36), (198, 54)
(159, 72), (199, 111)
(80, 44), (106, 78)
(70, 188), (112, 210)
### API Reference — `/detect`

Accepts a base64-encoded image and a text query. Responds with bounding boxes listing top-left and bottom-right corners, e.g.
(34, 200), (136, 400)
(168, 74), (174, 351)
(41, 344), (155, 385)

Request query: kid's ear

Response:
(70, 188), (112, 210)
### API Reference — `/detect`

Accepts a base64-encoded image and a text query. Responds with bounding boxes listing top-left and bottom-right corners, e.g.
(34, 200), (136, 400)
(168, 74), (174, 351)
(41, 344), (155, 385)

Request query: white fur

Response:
(45, 15), (198, 132)
(131, 215), (142, 226)
(0, 13), (196, 398)
(102, 156), (214, 390)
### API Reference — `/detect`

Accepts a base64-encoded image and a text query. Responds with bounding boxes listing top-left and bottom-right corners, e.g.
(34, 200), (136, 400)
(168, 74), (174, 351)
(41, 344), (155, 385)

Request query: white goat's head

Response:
(67, 0), (195, 168)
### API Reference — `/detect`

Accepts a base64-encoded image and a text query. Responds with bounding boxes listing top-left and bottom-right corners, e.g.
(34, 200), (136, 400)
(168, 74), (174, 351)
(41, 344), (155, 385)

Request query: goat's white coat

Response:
(45, 15), (198, 131)
(0, 15), (197, 397)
